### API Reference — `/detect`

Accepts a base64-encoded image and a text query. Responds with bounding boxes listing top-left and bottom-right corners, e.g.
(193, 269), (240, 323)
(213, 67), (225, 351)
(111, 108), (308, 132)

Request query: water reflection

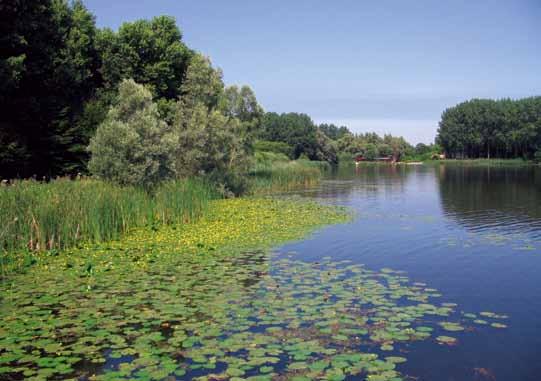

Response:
(295, 164), (419, 200)
(283, 163), (541, 381)
(304, 164), (541, 240)
(436, 165), (541, 238)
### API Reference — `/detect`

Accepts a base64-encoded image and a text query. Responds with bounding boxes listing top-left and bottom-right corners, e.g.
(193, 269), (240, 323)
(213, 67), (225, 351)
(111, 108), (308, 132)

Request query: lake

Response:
(282, 163), (541, 381)
(2, 163), (541, 381)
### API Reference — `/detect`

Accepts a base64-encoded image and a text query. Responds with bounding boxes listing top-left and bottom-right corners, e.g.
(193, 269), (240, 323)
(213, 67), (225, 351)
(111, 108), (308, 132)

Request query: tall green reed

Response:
(249, 159), (327, 194)
(0, 178), (215, 273)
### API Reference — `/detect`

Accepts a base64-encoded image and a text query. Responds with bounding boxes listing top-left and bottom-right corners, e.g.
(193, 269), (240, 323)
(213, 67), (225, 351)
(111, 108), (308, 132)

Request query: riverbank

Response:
(1, 159), (328, 275)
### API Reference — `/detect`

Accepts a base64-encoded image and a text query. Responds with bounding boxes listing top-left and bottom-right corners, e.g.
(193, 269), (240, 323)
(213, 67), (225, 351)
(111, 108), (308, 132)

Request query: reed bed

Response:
(0, 178), (215, 272)
(249, 159), (327, 193)
(0, 157), (329, 275)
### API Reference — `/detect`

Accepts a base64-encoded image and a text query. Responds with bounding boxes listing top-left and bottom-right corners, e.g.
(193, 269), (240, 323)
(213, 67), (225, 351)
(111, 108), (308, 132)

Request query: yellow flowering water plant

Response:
(0, 198), (508, 381)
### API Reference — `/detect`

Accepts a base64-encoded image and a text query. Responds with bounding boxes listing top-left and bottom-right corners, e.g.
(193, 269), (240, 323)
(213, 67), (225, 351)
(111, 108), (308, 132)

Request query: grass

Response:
(0, 178), (215, 274)
(249, 162), (323, 193)
(0, 154), (333, 275)
(250, 151), (330, 193)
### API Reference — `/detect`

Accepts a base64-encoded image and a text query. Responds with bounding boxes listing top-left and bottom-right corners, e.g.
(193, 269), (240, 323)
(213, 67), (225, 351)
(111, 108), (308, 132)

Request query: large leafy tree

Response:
(0, 0), (100, 178)
(314, 129), (338, 164)
(88, 16), (193, 143)
(97, 16), (191, 99)
(318, 123), (350, 140)
(174, 54), (251, 182)
(221, 85), (264, 126)
(259, 112), (319, 159)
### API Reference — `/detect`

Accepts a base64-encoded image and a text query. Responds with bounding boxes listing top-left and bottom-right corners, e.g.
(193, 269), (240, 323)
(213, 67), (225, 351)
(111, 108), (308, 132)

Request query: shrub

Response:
(253, 140), (294, 158)
(174, 55), (252, 179)
(88, 79), (177, 189)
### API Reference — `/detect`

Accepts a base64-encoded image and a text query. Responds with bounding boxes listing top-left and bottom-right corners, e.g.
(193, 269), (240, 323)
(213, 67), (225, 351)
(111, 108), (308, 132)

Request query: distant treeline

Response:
(259, 118), (425, 163)
(436, 97), (541, 159)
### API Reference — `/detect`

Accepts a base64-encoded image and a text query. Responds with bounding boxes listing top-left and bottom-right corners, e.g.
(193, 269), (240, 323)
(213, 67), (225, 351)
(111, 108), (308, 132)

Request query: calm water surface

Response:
(281, 164), (541, 381)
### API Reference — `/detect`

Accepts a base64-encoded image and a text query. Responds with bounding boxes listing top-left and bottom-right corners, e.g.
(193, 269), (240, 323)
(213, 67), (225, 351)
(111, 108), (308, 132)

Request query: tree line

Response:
(1, 0), (422, 183)
(258, 117), (422, 163)
(436, 97), (541, 160)
(0, 0), (271, 181)
(334, 132), (415, 161)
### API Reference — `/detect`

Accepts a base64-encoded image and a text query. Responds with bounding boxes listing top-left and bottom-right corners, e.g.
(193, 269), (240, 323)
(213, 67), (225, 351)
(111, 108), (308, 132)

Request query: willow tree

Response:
(88, 79), (177, 188)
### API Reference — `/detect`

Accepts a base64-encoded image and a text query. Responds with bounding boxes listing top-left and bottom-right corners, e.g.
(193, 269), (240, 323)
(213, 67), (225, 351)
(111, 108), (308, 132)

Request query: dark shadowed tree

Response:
(259, 112), (319, 159)
(0, 0), (100, 177)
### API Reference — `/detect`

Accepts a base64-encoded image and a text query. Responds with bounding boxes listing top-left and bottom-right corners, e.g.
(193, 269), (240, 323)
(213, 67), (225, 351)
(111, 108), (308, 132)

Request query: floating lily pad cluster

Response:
(439, 232), (538, 252)
(0, 254), (509, 381)
(0, 198), (507, 380)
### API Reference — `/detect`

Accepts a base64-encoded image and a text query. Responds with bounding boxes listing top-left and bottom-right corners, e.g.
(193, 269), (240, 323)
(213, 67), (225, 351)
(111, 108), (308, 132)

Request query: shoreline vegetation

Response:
(0, 197), (350, 381)
(0, 158), (332, 276)
(1, 196), (349, 279)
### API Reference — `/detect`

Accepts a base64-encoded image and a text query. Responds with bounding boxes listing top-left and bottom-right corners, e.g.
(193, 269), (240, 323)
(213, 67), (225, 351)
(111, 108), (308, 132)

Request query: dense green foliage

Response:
(257, 113), (339, 164)
(318, 123), (350, 140)
(336, 132), (413, 161)
(436, 97), (541, 159)
(1, 0), (101, 177)
(260, 113), (317, 158)
(88, 79), (178, 188)
(253, 140), (294, 157)
(96, 16), (191, 100)
(174, 54), (253, 182)
(402, 143), (442, 162)
(0, 0), (334, 185)
(0, 0), (421, 181)
(0, 0), (195, 178)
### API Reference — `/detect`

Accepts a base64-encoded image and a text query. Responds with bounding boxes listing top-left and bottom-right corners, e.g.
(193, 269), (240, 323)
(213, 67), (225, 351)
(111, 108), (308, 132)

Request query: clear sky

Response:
(86, 0), (540, 144)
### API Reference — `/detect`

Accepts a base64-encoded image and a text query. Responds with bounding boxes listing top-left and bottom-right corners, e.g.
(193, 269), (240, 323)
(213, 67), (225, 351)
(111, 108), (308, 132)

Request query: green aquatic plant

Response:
(0, 198), (507, 380)
(439, 322), (465, 332)
(249, 159), (325, 194)
(0, 178), (215, 274)
(436, 336), (457, 345)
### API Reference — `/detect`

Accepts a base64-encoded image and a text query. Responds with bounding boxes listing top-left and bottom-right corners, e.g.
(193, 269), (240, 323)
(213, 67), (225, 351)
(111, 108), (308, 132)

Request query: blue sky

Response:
(86, 0), (540, 144)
